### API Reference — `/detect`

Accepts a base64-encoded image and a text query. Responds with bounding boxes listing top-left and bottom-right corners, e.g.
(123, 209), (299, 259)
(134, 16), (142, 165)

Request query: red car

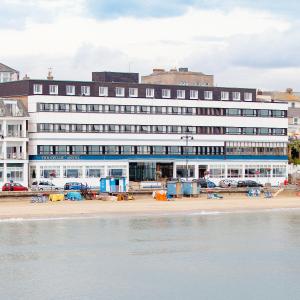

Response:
(2, 183), (28, 191)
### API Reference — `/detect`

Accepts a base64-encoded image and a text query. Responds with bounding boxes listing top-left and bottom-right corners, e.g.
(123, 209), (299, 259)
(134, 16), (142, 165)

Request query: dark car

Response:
(237, 180), (263, 188)
(198, 179), (216, 188)
(64, 182), (89, 190)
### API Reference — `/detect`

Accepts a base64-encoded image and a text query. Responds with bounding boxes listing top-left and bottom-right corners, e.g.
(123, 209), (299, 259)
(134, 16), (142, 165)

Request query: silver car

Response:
(31, 181), (62, 191)
(219, 179), (238, 188)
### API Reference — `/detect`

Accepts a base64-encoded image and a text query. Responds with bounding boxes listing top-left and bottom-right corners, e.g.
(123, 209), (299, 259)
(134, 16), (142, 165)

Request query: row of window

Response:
(33, 84), (253, 101)
(36, 165), (127, 179)
(205, 164), (286, 178)
(37, 103), (286, 118)
(37, 145), (286, 156)
(38, 145), (225, 155)
(37, 123), (287, 136)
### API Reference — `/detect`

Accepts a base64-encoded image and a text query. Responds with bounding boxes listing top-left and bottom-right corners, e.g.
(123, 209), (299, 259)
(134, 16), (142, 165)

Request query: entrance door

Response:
(198, 165), (208, 178)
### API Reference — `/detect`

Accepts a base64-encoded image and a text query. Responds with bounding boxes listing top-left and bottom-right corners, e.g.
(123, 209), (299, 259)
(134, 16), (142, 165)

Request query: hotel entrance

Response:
(129, 162), (173, 181)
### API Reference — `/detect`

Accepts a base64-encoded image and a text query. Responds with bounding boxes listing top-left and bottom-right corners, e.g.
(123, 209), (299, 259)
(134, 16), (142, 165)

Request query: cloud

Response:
(0, 1), (299, 90)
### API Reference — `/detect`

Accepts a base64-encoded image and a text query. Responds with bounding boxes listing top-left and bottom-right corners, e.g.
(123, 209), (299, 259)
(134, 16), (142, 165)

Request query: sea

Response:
(1, 210), (300, 300)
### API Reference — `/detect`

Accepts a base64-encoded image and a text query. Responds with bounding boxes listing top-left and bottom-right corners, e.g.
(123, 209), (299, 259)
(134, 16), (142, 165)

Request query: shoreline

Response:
(0, 192), (300, 221)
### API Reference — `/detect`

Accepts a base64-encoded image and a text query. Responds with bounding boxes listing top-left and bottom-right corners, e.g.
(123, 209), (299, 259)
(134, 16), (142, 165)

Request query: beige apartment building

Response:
(258, 89), (300, 138)
(142, 68), (214, 86)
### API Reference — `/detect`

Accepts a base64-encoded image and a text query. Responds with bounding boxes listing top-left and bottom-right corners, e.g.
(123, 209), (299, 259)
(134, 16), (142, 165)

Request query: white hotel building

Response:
(0, 71), (288, 187)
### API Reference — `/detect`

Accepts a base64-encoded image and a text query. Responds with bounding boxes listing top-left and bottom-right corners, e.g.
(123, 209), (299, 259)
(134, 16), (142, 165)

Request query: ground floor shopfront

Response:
(0, 161), (29, 187)
(29, 155), (288, 187)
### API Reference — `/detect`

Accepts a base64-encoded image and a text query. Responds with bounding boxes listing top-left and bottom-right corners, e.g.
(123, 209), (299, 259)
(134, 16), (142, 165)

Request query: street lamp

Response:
(181, 135), (194, 181)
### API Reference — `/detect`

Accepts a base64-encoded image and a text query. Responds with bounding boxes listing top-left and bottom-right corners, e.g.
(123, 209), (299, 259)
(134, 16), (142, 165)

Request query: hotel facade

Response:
(0, 72), (288, 187)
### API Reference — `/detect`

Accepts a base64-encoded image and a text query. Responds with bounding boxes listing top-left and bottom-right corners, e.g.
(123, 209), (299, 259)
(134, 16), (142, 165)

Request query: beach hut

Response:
(100, 177), (127, 193)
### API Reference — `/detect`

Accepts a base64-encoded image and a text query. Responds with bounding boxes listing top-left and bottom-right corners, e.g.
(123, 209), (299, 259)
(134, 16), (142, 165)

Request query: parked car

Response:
(31, 181), (62, 191)
(2, 183), (28, 191)
(198, 179), (216, 188)
(219, 179), (238, 188)
(237, 180), (263, 188)
(64, 182), (89, 190)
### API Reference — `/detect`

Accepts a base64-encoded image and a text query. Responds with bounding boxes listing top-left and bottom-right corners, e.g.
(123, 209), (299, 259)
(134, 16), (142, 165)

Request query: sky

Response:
(1, 0), (300, 90)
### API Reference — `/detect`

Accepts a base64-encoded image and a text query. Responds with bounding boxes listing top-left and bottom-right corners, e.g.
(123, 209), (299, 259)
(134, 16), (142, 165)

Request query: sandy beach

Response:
(0, 190), (299, 220)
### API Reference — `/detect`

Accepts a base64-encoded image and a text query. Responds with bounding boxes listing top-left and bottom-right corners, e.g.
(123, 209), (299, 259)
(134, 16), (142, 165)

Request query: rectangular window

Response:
(152, 146), (166, 154)
(232, 92), (241, 101)
(209, 165), (225, 178)
(226, 127), (241, 135)
(204, 91), (213, 100)
(162, 89), (171, 98)
(176, 165), (195, 178)
(258, 128), (270, 135)
(221, 91), (229, 100)
(108, 165), (127, 177)
(40, 166), (61, 178)
(129, 88), (138, 97)
(190, 90), (198, 99)
(49, 85), (58, 95)
(81, 86), (90, 96)
(226, 109), (241, 116)
(244, 92), (253, 101)
(33, 84), (43, 94)
(63, 166), (83, 178)
(168, 146), (181, 155)
(87, 145), (102, 155)
(99, 86), (108, 96)
(227, 165), (243, 178)
(272, 110), (285, 118)
(38, 145), (53, 155)
(258, 110), (270, 117)
(243, 128), (256, 135)
(115, 87), (125, 97)
(177, 90), (185, 99)
(294, 117), (299, 125)
(66, 85), (75, 95)
(85, 166), (105, 178)
(273, 128), (285, 135)
(146, 88), (155, 98)
(273, 165), (286, 178)
(243, 109), (256, 117)
(55, 146), (69, 155)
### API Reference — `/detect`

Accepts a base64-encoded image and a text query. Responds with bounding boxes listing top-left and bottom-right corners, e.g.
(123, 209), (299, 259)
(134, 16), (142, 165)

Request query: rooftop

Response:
(0, 63), (18, 73)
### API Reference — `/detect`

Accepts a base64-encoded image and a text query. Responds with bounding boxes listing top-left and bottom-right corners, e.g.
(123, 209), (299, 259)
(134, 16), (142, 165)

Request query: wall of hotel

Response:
(27, 95), (288, 186)
(27, 95), (288, 152)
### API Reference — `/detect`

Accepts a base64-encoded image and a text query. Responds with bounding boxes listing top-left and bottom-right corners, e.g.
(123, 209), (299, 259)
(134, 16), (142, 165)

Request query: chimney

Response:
(23, 74), (30, 80)
(47, 68), (54, 80)
(286, 88), (293, 94)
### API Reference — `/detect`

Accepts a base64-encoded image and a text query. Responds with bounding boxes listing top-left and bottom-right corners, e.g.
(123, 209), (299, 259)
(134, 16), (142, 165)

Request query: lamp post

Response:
(181, 135), (194, 181)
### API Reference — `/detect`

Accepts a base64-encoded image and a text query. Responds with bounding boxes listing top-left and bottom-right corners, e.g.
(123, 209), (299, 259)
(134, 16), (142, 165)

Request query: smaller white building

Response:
(0, 98), (29, 186)
(0, 63), (19, 83)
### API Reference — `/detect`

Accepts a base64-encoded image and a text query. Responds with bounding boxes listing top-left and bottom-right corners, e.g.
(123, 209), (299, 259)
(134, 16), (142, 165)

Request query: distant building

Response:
(259, 89), (300, 138)
(141, 68), (214, 86)
(0, 63), (19, 83)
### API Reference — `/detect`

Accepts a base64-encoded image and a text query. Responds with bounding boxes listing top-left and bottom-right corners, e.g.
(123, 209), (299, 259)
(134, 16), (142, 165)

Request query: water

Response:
(1, 211), (300, 300)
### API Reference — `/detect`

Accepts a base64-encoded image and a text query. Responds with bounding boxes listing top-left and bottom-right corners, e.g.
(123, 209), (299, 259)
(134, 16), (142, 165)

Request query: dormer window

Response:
(146, 88), (154, 98)
(81, 86), (90, 96)
(49, 85), (58, 95)
(177, 90), (185, 99)
(232, 92), (241, 101)
(129, 88), (138, 97)
(66, 85), (75, 95)
(204, 91), (213, 100)
(115, 87), (125, 97)
(33, 84), (43, 94)
(162, 89), (171, 98)
(190, 90), (198, 99)
(99, 86), (108, 96)
(221, 91), (229, 100)
(244, 92), (252, 101)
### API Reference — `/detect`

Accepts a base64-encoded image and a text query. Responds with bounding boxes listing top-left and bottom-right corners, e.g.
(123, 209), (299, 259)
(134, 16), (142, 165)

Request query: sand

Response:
(0, 190), (300, 220)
